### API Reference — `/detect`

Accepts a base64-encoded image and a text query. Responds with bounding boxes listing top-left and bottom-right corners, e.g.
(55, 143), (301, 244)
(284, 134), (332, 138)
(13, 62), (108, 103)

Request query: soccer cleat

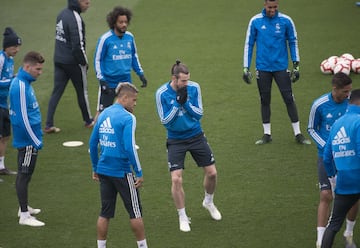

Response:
(18, 206), (41, 217)
(19, 215), (45, 227)
(344, 233), (357, 248)
(44, 126), (61, 134)
(202, 200), (222, 220)
(179, 216), (191, 232)
(295, 133), (311, 145)
(0, 168), (17, 175)
(255, 134), (272, 145)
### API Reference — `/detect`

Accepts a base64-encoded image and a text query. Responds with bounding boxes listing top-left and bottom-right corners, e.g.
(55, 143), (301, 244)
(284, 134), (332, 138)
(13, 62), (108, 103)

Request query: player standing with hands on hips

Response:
(155, 60), (222, 232)
(321, 88), (360, 248)
(89, 83), (147, 248)
(307, 72), (358, 248)
(94, 6), (147, 121)
(0, 27), (22, 177)
(9, 51), (45, 227)
(243, 0), (311, 145)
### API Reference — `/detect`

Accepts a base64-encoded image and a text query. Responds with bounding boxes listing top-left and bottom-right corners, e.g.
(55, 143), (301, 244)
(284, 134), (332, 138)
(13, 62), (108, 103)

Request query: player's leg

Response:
(321, 194), (360, 248)
(343, 200), (359, 246)
(45, 63), (69, 131)
(117, 174), (147, 247)
(0, 108), (15, 174)
(255, 70), (273, 144)
(316, 157), (333, 247)
(69, 64), (93, 126)
(97, 174), (117, 247)
(190, 133), (221, 220)
(167, 139), (190, 231)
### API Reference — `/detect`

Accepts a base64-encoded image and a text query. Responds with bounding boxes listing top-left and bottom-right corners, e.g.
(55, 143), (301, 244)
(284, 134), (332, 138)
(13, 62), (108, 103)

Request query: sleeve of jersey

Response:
(69, 13), (87, 65)
(94, 37), (105, 81)
(323, 135), (336, 177)
(155, 89), (180, 127)
(131, 39), (144, 76)
(286, 18), (300, 62)
(183, 85), (203, 120)
(356, 124), (360, 160)
(243, 19), (255, 69)
(89, 124), (100, 172)
(18, 83), (42, 149)
(124, 115), (142, 178)
(307, 104), (326, 148)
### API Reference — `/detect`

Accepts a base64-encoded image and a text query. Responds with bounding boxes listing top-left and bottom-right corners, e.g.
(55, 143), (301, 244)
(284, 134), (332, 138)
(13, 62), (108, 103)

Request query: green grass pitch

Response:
(0, 0), (360, 247)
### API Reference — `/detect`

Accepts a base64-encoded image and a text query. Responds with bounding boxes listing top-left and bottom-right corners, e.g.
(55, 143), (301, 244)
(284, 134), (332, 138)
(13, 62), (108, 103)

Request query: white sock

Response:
(292, 121), (301, 136)
(344, 219), (356, 237)
(177, 208), (187, 219)
(317, 226), (326, 245)
(137, 239), (148, 248)
(97, 240), (106, 248)
(0, 156), (5, 169)
(204, 192), (214, 205)
(263, 123), (271, 135)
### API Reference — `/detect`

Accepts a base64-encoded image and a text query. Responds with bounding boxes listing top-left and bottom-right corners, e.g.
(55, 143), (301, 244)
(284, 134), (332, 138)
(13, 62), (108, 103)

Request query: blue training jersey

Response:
(0, 50), (15, 109)
(307, 92), (348, 156)
(94, 30), (144, 88)
(243, 9), (299, 71)
(323, 105), (360, 195)
(155, 81), (203, 139)
(89, 103), (142, 178)
(9, 67), (42, 150)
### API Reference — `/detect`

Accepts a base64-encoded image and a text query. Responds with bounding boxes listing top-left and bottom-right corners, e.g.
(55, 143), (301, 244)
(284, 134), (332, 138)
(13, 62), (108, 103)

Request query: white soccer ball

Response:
(327, 56), (339, 70)
(351, 59), (360, 73)
(340, 53), (355, 61)
(333, 61), (351, 75)
(320, 59), (333, 74)
(336, 58), (352, 67)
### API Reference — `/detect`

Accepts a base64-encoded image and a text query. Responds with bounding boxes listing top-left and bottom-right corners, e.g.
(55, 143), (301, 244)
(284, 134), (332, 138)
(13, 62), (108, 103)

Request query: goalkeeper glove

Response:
(139, 75), (148, 88)
(176, 86), (188, 105)
(242, 68), (252, 84)
(290, 62), (300, 83)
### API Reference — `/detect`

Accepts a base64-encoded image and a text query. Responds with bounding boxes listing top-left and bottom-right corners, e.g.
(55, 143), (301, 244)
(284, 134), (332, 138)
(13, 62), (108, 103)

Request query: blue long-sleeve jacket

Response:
(94, 30), (144, 88)
(89, 103), (142, 178)
(155, 81), (203, 139)
(307, 92), (348, 157)
(0, 51), (15, 109)
(9, 67), (42, 150)
(243, 8), (299, 71)
(323, 104), (360, 194)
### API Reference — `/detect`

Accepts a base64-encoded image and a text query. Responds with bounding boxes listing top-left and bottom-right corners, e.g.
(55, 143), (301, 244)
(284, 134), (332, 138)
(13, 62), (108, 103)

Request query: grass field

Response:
(1, 0), (360, 247)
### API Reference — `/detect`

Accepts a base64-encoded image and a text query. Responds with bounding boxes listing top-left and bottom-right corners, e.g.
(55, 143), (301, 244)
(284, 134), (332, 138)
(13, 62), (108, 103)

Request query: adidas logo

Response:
(99, 117), (115, 134)
(332, 126), (350, 145)
(326, 113), (333, 118)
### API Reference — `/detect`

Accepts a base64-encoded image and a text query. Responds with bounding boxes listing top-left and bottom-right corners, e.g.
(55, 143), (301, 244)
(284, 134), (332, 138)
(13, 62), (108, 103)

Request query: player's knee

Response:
(283, 93), (295, 105)
(320, 189), (333, 203)
(260, 94), (271, 105)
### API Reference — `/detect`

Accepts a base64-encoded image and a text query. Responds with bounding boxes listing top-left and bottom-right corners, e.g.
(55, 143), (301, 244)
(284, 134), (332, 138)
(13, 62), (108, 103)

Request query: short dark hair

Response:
(23, 51), (45, 65)
(171, 60), (189, 78)
(350, 89), (360, 104)
(106, 6), (132, 30)
(332, 72), (352, 89)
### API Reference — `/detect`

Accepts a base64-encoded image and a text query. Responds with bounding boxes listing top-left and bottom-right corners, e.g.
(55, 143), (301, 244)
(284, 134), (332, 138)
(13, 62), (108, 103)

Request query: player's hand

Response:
(100, 80), (111, 94)
(176, 86), (188, 105)
(290, 62), (300, 83)
(92, 172), (99, 182)
(134, 177), (144, 188)
(139, 75), (147, 88)
(242, 67), (252, 84)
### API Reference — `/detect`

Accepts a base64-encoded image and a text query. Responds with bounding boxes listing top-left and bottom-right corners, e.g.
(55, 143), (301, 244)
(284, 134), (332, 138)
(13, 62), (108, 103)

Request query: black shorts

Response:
(0, 107), (11, 138)
(98, 88), (116, 112)
(98, 173), (142, 219)
(318, 157), (335, 191)
(166, 133), (215, 172)
(17, 146), (38, 175)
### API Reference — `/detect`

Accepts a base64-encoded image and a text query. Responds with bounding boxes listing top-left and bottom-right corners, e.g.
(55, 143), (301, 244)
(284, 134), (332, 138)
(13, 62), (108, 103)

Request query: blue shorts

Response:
(98, 173), (142, 219)
(166, 133), (215, 172)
